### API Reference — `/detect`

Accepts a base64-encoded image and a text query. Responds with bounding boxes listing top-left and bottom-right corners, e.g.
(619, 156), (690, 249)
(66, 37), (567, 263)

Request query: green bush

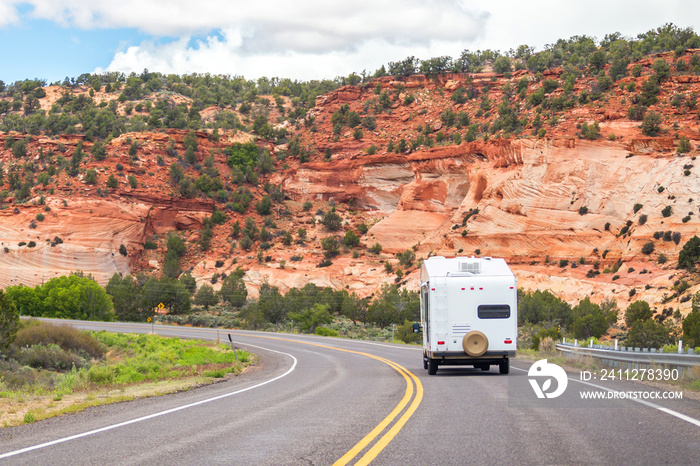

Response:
(88, 364), (116, 384)
(625, 319), (673, 348)
(678, 236), (700, 271)
(395, 319), (421, 344)
(18, 344), (88, 371)
(14, 322), (106, 359)
(315, 326), (339, 337)
(641, 111), (662, 136)
(322, 211), (343, 231)
(625, 300), (653, 327)
(677, 136), (692, 153)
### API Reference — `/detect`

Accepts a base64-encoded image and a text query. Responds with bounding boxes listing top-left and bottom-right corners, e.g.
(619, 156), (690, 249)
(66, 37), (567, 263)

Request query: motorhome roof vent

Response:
(459, 261), (481, 274)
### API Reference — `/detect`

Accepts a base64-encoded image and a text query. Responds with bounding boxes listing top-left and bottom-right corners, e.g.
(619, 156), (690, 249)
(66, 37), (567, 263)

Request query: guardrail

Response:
(556, 342), (700, 371)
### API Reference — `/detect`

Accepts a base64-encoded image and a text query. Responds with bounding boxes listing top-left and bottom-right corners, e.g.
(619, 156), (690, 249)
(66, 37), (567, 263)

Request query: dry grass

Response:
(0, 371), (247, 428)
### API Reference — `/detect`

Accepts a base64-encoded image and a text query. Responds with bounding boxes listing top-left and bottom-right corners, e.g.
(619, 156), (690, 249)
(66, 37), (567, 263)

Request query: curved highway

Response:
(1, 320), (699, 465)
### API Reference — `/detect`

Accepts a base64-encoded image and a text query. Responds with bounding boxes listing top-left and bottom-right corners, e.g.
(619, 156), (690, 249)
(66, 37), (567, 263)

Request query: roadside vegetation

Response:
(0, 319), (249, 427)
(3, 263), (699, 350)
(518, 288), (700, 353)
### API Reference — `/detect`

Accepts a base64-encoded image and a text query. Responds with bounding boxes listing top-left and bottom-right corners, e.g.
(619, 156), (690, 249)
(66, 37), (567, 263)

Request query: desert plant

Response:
(641, 242), (655, 255)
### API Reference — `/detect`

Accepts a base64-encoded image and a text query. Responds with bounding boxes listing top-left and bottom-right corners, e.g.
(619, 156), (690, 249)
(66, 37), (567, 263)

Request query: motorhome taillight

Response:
(438, 341), (445, 345)
(504, 339), (512, 344)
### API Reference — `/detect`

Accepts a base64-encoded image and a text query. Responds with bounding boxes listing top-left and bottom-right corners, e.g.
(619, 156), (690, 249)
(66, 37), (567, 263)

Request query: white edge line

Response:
(0, 342), (298, 460)
(512, 366), (700, 428)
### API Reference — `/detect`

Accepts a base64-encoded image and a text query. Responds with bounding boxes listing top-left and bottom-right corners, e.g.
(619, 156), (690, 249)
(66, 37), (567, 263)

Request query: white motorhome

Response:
(420, 256), (517, 375)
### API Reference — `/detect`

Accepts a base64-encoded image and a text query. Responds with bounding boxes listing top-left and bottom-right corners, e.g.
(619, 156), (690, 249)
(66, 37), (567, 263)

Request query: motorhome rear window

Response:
(478, 305), (510, 319)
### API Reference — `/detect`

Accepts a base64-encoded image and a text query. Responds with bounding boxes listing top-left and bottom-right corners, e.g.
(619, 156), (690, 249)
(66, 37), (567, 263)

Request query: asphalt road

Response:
(2, 320), (700, 465)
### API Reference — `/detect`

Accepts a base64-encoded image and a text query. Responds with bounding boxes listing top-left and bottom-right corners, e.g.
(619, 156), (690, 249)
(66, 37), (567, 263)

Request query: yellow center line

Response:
(332, 356), (413, 466)
(354, 365), (424, 465)
(228, 332), (424, 465)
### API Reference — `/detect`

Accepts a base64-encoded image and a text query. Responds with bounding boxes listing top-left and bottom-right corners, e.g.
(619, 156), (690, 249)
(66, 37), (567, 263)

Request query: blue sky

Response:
(1, 20), (147, 83)
(1, 1), (699, 85)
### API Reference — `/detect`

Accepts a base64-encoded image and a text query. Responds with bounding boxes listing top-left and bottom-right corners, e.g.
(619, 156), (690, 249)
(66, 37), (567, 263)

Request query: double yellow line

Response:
(233, 333), (423, 465)
(333, 352), (423, 465)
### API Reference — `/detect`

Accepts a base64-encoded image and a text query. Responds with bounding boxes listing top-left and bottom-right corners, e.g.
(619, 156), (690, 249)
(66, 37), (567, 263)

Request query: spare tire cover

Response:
(462, 330), (488, 356)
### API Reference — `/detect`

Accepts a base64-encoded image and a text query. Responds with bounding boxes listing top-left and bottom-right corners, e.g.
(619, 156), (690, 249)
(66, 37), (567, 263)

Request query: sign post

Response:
(228, 334), (238, 362)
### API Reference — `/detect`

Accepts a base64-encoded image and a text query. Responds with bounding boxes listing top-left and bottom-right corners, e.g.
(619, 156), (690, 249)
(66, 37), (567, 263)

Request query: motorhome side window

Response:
(477, 304), (511, 319)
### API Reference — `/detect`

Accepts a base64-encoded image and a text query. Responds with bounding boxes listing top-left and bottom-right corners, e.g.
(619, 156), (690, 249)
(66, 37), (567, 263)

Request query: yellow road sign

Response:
(158, 302), (164, 309)
(147, 317), (152, 323)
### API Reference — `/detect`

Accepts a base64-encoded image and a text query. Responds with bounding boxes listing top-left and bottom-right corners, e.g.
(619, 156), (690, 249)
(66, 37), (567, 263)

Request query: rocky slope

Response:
(1, 50), (699, 319)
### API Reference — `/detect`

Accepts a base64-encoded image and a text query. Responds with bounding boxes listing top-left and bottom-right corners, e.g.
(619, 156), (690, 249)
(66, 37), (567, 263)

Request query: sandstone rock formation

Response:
(1, 50), (699, 318)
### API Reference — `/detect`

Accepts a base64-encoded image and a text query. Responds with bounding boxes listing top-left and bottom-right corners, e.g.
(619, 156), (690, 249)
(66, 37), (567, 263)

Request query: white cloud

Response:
(6, 0), (700, 82)
(463, 0), (700, 53)
(96, 35), (470, 81)
(0, 0), (21, 27)
(23, 0), (486, 49)
(72, 0), (489, 79)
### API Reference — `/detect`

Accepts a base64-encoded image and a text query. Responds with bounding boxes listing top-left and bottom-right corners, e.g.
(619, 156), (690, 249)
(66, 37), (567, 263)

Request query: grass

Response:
(0, 329), (252, 428)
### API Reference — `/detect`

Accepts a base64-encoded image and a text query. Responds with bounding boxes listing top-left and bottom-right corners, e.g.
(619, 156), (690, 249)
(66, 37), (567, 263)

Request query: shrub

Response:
(322, 211), (343, 231)
(641, 111), (662, 136)
(321, 236), (340, 258)
(167, 234), (187, 257)
(661, 206), (672, 217)
(625, 319), (672, 348)
(397, 249), (416, 268)
(579, 122), (600, 140)
(194, 284), (219, 310)
(0, 290), (19, 352)
(119, 244), (127, 256)
(17, 343), (88, 371)
(641, 242), (655, 255)
(342, 230), (360, 248)
(317, 259), (333, 268)
(627, 104), (647, 121)
(369, 243), (383, 254)
(88, 364), (116, 384)
(255, 196), (272, 215)
(211, 209), (227, 225)
(625, 300), (653, 327)
(315, 326), (339, 337)
(683, 302), (700, 347)
(677, 136), (692, 154)
(14, 322), (105, 359)
(678, 236), (700, 271)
